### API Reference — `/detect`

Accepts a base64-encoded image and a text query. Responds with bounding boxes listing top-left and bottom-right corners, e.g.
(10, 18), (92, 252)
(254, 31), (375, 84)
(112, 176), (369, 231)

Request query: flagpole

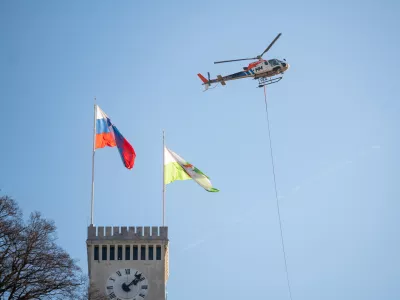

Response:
(90, 99), (96, 225)
(162, 129), (165, 226)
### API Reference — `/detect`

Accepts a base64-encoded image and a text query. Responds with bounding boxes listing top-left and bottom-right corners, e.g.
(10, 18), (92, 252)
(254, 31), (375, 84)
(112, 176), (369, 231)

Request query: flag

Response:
(95, 105), (136, 169)
(164, 147), (219, 192)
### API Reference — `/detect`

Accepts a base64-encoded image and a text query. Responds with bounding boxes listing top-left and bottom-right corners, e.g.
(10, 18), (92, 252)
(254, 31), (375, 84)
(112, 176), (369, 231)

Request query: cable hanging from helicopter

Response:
(197, 33), (289, 90)
(262, 83), (293, 300)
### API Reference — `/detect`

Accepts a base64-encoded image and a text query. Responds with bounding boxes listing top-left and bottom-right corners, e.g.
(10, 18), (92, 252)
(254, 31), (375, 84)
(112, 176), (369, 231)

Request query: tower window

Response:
(110, 246), (115, 260)
(141, 246), (146, 260)
(133, 246), (138, 260)
(156, 246), (161, 260)
(118, 246), (123, 260)
(125, 246), (131, 260)
(94, 245), (99, 261)
(102, 246), (107, 261)
(148, 246), (154, 260)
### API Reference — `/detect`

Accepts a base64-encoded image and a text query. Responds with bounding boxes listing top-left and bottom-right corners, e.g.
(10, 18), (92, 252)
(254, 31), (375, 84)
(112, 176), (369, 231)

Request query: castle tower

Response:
(87, 225), (169, 300)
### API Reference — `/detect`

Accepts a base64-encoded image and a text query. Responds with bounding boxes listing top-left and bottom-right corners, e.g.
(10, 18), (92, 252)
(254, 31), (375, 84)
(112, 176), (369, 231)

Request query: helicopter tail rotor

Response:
(197, 73), (211, 91)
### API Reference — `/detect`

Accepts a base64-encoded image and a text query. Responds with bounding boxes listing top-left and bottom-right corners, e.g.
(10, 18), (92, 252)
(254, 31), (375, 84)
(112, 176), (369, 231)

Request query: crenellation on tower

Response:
(87, 225), (168, 240)
(98, 226), (104, 237)
(151, 226), (158, 236)
(144, 226), (150, 237)
(121, 226), (128, 235)
(159, 226), (168, 238)
(113, 226), (119, 235)
(105, 226), (112, 236)
(136, 226), (143, 236)
(87, 224), (96, 237)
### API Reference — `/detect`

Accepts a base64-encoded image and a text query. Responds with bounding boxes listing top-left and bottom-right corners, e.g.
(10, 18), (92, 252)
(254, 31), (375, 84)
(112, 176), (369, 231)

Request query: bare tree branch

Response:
(0, 196), (85, 299)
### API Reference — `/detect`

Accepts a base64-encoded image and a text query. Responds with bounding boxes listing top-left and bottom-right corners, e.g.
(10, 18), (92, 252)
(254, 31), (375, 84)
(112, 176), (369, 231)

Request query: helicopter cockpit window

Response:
(268, 59), (279, 66)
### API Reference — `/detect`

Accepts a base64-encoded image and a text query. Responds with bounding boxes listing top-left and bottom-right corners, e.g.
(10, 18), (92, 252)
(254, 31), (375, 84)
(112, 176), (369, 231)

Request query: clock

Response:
(105, 268), (149, 300)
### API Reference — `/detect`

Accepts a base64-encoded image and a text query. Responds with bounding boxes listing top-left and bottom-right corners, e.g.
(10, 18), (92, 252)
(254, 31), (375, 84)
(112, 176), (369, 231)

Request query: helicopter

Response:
(197, 33), (289, 90)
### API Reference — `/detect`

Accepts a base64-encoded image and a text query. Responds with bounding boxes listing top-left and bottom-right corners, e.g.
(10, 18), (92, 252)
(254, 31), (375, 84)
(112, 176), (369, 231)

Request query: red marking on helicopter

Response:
(247, 61), (263, 70)
(197, 73), (208, 84)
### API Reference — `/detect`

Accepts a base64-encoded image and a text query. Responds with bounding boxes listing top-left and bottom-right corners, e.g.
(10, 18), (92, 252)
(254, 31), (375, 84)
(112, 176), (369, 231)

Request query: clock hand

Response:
(121, 282), (131, 292)
(124, 276), (141, 290)
(126, 278), (137, 287)
(128, 271), (143, 286)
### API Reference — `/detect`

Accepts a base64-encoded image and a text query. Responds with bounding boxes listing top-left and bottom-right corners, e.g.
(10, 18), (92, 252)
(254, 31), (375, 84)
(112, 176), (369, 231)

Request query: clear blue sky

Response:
(1, 1), (399, 299)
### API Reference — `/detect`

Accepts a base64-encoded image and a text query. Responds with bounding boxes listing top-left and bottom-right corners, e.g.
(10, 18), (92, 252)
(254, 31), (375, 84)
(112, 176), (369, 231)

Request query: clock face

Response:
(105, 268), (149, 300)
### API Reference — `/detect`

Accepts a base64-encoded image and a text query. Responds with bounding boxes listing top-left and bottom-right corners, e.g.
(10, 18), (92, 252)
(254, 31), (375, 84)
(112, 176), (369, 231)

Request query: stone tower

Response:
(87, 225), (169, 300)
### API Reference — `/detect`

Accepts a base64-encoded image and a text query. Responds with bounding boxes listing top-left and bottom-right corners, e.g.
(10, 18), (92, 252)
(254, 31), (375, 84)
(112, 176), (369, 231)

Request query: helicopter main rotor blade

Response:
(259, 33), (282, 58)
(214, 57), (257, 64)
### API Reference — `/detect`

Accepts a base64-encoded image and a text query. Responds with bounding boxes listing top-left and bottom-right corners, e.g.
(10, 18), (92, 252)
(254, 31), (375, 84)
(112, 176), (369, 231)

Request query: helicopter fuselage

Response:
(208, 59), (289, 85)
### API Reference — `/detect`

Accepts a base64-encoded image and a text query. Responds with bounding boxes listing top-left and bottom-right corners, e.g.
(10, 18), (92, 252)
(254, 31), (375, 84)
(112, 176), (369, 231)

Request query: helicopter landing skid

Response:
(257, 76), (282, 88)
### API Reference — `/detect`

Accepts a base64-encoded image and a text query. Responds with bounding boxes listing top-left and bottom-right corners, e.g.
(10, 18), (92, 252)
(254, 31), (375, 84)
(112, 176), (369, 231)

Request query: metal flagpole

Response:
(90, 99), (96, 225)
(162, 129), (165, 226)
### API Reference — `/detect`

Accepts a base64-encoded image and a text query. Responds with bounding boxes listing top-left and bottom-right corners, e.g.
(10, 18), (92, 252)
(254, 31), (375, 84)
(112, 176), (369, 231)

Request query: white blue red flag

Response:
(95, 105), (136, 169)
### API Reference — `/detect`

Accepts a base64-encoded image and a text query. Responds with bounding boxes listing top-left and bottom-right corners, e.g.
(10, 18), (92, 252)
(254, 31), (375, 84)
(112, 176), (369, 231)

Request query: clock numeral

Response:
(141, 285), (148, 289)
(116, 298), (121, 300)
(109, 277), (115, 282)
(109, 292), (116, 299)
(106, 286), (113, 290)
(139, 293), (146, 298)
(139, 277), (145, 282)
(116, 270), (122, 276)
(125, 268), (130, 275)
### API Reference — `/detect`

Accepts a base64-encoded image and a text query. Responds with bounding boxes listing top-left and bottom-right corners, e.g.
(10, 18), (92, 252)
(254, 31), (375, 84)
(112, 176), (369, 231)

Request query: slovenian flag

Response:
(164, 147), (218, 192)
(95, 105), (136, 169)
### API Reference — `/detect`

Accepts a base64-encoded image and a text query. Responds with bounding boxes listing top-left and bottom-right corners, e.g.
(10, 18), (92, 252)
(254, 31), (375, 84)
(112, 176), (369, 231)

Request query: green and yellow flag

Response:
(164, 147), (219, 192)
